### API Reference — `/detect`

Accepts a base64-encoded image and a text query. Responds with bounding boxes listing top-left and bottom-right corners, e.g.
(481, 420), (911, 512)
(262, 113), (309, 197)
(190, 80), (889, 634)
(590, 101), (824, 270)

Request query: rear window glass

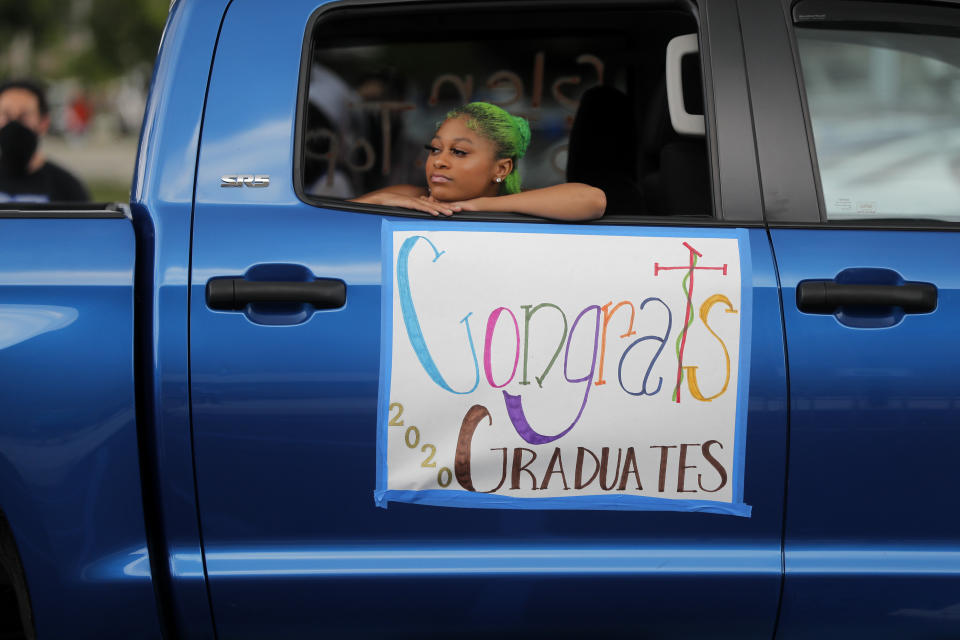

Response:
(299, 5), (710, 217)
(797, 28), (960, 222)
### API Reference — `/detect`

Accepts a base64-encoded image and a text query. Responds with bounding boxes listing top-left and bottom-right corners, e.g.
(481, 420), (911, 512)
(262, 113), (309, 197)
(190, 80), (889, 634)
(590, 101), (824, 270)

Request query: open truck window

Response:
(297, 3), (711, 218)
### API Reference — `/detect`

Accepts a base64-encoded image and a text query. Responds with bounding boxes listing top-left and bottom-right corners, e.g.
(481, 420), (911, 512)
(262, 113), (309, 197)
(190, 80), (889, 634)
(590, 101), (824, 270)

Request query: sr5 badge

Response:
(221, 174), (270, 187)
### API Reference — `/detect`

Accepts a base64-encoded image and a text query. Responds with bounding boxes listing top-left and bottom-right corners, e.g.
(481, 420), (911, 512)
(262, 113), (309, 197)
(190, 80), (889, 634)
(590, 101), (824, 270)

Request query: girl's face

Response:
(425, 116), (512, 201)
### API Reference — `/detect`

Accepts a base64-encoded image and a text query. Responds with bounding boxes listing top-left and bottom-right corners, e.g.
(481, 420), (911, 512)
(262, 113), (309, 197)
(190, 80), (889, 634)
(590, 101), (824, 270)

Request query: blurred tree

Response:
(75, 0), (169, 81)
(0, 0), (70, 50)
(0, 0), (169, 81)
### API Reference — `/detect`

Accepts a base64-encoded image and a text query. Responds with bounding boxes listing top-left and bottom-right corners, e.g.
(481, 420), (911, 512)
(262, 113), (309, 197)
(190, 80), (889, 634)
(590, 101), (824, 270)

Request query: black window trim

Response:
(793, 0), (960, 37)
(0, 202), (128, 219)
(292, 0), (760, 227)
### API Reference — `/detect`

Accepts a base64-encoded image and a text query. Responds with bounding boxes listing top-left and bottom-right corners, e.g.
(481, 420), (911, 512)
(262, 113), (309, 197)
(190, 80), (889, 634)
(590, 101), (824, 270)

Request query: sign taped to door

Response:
(375, 220), (752, 516)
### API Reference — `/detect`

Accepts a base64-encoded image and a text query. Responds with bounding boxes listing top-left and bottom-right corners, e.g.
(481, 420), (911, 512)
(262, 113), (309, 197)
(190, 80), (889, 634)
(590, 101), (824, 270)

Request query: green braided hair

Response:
(444, 102), (531, 195)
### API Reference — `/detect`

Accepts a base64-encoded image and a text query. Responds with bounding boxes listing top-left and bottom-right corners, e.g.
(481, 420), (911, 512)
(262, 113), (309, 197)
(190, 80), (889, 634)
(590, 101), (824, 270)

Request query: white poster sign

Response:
(376, 221), (751, 516)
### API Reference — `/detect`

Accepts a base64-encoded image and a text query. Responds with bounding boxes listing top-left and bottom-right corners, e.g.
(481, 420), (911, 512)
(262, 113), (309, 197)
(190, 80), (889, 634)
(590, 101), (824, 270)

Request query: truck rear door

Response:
(741, 0), (960, 636)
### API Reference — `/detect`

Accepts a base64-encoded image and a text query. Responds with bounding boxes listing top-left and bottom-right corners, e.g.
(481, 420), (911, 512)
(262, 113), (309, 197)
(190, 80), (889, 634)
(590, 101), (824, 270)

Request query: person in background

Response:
(0, 79), (89, 203)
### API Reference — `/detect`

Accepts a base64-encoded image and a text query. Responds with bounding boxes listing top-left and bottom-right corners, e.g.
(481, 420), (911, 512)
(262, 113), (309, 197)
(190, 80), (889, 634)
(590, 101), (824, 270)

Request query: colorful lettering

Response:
(484, 307), (521, 388)
(396, 235), (480, 394)
(519, 303), (568, 387)
(618, 297), (672, 397)
(684, 294), (738, 402)
(654, 242), (728, 403)
(594, 300), (637, 386)
(502, 305), (601, 444)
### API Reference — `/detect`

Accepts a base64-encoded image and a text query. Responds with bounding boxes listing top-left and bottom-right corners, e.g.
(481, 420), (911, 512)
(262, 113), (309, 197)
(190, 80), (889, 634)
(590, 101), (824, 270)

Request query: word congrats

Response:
(376, 223), (752, 516)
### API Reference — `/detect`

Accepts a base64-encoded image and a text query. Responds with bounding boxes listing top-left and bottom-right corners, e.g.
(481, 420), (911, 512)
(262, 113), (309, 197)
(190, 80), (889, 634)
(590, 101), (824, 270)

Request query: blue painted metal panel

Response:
(771, 229), (960, 637)
(189, 209), (787, 636)
(130, 0), (232, 636)
(0, 218), (158, 638)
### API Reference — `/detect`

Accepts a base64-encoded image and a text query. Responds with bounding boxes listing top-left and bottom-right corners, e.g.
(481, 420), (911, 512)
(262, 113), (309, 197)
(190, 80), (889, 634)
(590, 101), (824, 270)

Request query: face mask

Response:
(0, 121), (38, 175)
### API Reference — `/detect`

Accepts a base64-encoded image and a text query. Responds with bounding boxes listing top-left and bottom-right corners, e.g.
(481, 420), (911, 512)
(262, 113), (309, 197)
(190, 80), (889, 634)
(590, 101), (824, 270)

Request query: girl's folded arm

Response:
(349, 184), (427, 204)
(460, 183), (606, 221)
(349, 185), (459, 216)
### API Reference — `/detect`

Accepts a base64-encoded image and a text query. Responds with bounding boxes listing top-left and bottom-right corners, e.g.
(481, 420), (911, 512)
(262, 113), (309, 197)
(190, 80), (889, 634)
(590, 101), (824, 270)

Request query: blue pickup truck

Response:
(2, 0), (959, 637)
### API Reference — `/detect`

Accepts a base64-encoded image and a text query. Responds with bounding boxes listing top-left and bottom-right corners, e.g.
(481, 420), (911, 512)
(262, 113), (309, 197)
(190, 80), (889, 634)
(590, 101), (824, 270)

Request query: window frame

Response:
(291, 0), (759, 227)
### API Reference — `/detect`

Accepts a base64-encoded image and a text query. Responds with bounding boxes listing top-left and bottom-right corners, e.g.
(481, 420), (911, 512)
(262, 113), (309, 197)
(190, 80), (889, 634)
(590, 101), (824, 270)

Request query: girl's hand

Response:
(416, 195), (464, 216)
(372, 192), (460, 216)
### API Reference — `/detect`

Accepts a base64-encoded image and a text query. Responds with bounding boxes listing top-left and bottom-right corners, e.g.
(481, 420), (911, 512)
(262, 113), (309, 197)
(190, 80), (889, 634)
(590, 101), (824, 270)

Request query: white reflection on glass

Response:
(798, 29), (960, 221)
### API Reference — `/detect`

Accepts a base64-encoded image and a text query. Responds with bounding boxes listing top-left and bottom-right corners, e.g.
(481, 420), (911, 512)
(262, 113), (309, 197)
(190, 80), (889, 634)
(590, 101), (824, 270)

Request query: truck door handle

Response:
(206, 277), (346, 311)
(796, 280), (936, 314)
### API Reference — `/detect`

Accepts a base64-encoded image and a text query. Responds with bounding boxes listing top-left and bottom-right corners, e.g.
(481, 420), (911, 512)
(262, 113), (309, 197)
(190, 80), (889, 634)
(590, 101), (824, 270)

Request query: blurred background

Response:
(0, 0), (169, 202)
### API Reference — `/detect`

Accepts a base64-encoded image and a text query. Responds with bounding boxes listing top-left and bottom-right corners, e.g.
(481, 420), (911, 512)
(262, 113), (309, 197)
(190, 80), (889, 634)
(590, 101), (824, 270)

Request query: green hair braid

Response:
(444, 102), (531, 194)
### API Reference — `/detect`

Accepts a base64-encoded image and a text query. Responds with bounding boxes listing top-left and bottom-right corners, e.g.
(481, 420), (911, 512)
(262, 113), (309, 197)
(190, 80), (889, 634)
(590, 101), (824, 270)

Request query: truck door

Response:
(741, 0), (960, 636)
(188, 0), (787, 636)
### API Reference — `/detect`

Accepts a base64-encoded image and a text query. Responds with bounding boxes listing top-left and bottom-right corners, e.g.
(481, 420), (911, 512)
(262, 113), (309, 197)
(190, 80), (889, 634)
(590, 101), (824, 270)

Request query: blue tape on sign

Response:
(384, 490), (752, 517)
(375, 218), (752, 516)
(732, 228), (752, 505)
(386, 218), (748, 239)
(374, 220), (393, 508)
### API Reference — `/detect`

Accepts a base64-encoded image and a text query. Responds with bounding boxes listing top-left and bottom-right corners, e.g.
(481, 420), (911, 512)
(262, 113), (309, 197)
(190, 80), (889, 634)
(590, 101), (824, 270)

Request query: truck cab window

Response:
(299, 5), (710, 218)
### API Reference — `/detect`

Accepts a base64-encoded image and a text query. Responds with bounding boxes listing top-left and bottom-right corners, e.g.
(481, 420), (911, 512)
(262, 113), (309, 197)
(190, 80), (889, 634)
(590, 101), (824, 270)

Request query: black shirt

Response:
(0, 161), (90, 203)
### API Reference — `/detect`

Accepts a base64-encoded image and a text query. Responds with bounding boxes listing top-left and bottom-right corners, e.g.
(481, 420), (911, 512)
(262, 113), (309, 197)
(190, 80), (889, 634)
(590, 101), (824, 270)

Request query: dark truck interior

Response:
(300, 2), (710, 218)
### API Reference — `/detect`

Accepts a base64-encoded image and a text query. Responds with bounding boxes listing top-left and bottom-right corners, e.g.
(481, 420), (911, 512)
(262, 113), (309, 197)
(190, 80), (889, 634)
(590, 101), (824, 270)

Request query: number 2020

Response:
(389, 402), (452, 487)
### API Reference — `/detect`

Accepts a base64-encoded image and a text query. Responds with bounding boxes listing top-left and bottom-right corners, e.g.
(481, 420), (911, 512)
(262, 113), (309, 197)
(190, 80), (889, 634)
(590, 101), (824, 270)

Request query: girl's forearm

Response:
(477, 183), (606, 221)
(349, 185), (426, 204)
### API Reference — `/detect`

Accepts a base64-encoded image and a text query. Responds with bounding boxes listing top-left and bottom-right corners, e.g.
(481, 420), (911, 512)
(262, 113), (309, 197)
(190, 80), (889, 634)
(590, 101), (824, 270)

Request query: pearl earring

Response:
(495, 177), (502, 183)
